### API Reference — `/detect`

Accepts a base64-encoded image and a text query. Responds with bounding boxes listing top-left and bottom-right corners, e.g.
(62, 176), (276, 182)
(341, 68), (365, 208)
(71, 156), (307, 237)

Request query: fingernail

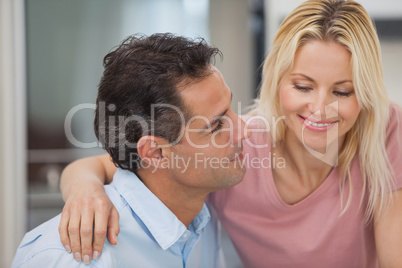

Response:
(93, 251), (99, 260)
(64, 245), (71, 252)
(74, 252), (81, 261)
(83, 255), (90, 264)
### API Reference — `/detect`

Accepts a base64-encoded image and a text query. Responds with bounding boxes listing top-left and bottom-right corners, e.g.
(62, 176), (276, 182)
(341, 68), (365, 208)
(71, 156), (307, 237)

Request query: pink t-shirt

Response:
(208, 104), (402, 268)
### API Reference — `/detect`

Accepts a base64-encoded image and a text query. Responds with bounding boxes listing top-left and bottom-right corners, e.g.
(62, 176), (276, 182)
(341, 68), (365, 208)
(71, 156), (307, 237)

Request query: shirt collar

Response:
(113, 168), (210, 250)
(191, 203), (210, 233)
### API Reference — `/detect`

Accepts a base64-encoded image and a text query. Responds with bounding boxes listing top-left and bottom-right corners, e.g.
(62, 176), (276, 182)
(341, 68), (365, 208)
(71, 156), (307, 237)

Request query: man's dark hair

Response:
(94, 33), (221, 173)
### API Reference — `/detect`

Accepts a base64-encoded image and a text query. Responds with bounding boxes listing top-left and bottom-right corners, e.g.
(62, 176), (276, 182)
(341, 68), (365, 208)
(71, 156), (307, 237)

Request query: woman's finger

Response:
(58, 208), (72, 253)
(80, 202), (95, 264)
(92, 200), (110, 259)
(68, 202), (82, 261)
(107, 206), (120, 245)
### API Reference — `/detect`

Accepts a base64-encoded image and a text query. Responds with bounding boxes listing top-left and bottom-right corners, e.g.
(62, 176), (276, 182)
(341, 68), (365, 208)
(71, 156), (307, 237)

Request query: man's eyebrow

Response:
(203, 108), (228, 130)
(200, 92), (232, 131)
(204, 93), (233, 129)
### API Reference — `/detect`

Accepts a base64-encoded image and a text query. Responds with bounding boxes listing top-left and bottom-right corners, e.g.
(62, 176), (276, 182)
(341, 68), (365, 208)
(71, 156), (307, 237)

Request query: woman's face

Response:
(279, 40), (361, 154)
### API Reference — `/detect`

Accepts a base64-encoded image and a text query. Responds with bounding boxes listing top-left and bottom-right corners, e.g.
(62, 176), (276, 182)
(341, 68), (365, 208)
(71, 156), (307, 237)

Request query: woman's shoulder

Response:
(385, 103), (402, 189)
(387, 103), (402, 137)
(240, 114), (272, 149)
(389, 102), (402, 121)
(389, 102), (402, 115)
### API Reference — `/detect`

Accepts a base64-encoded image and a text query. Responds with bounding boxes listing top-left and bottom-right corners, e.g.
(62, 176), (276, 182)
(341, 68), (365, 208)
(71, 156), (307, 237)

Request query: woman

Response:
(59, 0), (402, 266)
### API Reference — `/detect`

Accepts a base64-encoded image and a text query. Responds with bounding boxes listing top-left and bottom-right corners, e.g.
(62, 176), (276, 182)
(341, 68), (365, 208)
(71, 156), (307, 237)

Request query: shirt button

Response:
(182, 232), (190, 239)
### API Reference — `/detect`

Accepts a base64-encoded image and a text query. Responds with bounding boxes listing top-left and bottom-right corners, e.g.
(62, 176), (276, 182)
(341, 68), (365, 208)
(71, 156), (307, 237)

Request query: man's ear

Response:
(137, 136), (168, 167)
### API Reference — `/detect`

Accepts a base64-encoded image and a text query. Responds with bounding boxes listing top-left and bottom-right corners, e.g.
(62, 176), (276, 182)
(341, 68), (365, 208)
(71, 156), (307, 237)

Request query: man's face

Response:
(165, 66), (250, 193)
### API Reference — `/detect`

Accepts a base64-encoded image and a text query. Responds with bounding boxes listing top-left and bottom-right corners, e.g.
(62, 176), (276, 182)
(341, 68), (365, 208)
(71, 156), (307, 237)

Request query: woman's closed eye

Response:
(333, 90), (353, 97)
(293, 84), (312, 92)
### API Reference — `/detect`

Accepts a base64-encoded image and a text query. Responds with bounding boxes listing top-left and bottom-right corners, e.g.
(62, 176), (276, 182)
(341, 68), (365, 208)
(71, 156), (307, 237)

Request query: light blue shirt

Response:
(12, 169), (226, 268)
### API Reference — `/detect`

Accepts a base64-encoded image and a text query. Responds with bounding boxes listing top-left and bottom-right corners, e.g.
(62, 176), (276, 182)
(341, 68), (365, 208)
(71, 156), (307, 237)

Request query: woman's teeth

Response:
(305, 119), (332, 127)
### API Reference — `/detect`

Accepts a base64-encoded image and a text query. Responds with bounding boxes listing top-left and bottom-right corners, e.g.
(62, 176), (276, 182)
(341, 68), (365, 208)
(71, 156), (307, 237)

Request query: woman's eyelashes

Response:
(293, 84), (312, 92)
(333, 90), (353, 97)
(293, 83), (353, 97)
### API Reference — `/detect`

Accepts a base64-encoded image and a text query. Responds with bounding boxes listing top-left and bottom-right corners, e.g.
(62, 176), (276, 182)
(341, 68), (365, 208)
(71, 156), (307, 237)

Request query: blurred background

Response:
(0, 0), (401, 267)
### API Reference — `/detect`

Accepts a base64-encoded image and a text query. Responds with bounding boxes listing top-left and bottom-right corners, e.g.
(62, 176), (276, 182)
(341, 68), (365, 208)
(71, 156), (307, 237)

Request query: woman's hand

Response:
(58, 155), (118, 263)
(58, 179), (120, 264)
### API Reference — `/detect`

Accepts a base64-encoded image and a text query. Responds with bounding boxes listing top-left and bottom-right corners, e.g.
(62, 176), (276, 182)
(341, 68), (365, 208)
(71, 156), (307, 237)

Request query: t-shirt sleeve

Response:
(386, 103), (402, 191)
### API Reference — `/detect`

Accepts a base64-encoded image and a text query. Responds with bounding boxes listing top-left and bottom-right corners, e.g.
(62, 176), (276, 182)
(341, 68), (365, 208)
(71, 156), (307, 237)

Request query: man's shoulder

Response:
(11, 215), (77, 267)
(12, 185), (127, 268)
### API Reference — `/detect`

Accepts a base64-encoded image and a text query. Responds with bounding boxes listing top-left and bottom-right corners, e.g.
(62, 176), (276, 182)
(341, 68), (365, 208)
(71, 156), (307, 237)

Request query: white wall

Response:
(0, 0), (27, 266)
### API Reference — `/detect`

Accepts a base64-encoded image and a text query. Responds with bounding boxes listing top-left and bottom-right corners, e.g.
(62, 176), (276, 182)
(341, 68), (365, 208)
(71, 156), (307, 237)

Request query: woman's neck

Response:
(273, 131), (339, 187)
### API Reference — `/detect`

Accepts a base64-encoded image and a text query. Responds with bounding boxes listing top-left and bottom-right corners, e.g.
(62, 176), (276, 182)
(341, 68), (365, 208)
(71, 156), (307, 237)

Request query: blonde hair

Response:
(256, 0), (392, 220)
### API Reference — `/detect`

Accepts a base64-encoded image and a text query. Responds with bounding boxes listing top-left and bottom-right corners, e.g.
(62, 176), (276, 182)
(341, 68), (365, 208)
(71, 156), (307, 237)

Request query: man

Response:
(12, 33), (249, 267)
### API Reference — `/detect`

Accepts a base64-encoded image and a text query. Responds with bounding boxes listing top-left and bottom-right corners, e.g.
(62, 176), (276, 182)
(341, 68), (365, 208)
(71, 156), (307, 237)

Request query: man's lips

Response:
(298, 115), (338, 132)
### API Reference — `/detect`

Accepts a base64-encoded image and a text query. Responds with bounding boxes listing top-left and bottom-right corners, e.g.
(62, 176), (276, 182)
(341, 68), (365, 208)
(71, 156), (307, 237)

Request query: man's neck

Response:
(136, 168), (207, 228)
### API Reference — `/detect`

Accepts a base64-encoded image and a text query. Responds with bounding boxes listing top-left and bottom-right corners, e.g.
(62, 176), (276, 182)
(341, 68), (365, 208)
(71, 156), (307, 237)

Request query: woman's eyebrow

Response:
(290, 73), (352, 85)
